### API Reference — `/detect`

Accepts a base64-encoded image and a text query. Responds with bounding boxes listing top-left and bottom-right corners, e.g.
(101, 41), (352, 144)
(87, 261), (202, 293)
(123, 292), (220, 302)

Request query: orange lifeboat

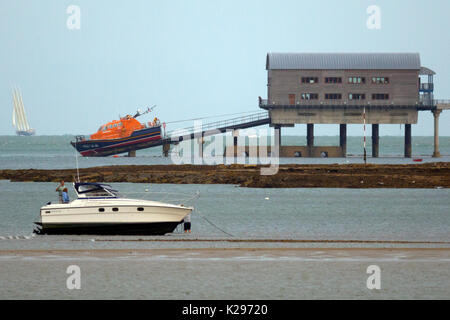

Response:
(90, 116), (146, 140)
(71, 107), (163, 157)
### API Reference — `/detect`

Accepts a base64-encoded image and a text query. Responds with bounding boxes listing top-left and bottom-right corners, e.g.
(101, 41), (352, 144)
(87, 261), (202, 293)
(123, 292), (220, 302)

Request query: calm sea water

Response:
(0, 136), (449, 299)
(0, 135), (449, 169)
(0, 181), (449, 299)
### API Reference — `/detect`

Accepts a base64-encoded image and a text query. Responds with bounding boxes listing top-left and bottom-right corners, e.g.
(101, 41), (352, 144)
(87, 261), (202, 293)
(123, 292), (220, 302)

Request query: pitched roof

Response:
(266, 53), (421, 70)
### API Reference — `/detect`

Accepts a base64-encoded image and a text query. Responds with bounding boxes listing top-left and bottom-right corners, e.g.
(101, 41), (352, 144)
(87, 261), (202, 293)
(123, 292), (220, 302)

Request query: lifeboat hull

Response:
(71, 126), (162, 157)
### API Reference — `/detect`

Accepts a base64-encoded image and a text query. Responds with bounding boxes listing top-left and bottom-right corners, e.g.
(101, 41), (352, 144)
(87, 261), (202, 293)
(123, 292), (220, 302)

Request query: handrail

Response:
(435, 99), (450, 105)
(166, 111), (269, 137)
(419, 83), (434, 90)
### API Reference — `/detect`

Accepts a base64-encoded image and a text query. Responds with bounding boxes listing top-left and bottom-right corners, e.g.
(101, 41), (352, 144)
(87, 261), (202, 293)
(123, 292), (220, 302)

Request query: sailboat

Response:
(12, 88), (35, 136)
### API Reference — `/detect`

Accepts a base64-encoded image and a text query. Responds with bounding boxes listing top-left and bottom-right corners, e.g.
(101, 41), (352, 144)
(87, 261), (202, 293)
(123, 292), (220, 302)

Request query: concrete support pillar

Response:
(404, 124), (412, 158)
(162, 143), (170, 157)
(339, 124), (347, 157)
(307, 123), (314, 157)
(275, 125), (281, 147)
(432, 110), (442, 158)
(197, 137), (204, 158)
(128, 150), (136, 157)
(233, 130), (239, 147)
(232, 130), (239, 157)
(372, 124), (379, 158)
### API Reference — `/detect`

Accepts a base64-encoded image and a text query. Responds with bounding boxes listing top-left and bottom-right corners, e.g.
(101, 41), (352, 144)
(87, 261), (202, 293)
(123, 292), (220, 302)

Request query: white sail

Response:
(18, 90), (30, 130)
(12, 89), (23, 131)
(16, 89), (26, 131)
(12, 94), (16, 127)
(12, 88), (34, 135)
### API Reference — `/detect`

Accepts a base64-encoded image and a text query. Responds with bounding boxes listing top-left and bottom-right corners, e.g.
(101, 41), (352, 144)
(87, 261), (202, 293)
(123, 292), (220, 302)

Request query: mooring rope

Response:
(195, 208), (235, 238)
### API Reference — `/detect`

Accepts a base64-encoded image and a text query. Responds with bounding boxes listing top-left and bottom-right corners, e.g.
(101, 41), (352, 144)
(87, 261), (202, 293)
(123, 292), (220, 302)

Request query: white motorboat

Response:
(34, 182), (193, 235)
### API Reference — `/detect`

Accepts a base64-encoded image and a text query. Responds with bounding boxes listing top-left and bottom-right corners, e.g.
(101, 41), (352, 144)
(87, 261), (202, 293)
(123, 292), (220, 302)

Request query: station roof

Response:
(266, 53), (421, 70)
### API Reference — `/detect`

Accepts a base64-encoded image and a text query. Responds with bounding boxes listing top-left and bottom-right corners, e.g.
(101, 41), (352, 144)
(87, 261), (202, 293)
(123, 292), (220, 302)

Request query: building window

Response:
(348, 77), (366, 84)
(301, 77), (319, 84)
(301, 93), (319, 100)
(289, 94), (296, 104)
(348, 93), (366, 100)
(372, 93), (389, 100)
(325, 77), (342, 84)
(372, 77), (389, 84)
(325, 93), (342, 100)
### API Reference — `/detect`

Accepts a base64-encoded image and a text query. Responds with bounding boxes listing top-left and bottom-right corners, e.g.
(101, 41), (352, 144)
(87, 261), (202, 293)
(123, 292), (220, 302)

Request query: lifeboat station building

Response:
(259, 53), (447, 158)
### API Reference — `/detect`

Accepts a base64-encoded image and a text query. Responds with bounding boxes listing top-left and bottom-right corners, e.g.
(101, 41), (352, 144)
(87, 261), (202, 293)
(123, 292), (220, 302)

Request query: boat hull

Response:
(34, 221), (180, 235)
(35, 197), (192, 235)
(71, 126), (162, 157)
(16, 129), (35, 136)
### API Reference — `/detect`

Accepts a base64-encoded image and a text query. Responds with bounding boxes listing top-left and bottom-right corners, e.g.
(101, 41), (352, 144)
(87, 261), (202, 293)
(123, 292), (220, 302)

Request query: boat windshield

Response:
(75, 183), (120, 199)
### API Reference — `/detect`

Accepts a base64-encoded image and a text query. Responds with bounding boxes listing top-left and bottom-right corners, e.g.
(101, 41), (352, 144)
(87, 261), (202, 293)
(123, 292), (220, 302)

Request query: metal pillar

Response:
(233, 129), (239, 157)
(275, 125), (281, 147)
(197, 137), (204, 158)
(372, 124), (379, 158)
(162, 143), (170, 157)
(404, 124), (412, 158)
(339, 124), (347, 157)
(307, 123), (314, 157)
(432, 110), (442, 158)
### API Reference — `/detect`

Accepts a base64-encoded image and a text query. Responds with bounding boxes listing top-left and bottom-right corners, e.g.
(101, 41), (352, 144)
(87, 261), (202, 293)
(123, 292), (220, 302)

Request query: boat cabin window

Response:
(98, 208), (105, 212)
(112, 208), (119, 212)
(77, 184), (118, 198)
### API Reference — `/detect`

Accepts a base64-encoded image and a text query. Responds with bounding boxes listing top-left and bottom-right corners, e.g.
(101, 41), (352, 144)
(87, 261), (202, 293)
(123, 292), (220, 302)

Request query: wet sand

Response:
(1, 247), (449, 260)
(1, 162), (449, 188)
(1, 248), (449, 299)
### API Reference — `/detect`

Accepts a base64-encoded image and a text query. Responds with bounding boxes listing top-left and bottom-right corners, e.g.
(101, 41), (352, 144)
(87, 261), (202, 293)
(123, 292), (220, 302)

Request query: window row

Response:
(98, 122), (123, 132)
(300, 76), (389, 84)
(290, 93), (390, 101)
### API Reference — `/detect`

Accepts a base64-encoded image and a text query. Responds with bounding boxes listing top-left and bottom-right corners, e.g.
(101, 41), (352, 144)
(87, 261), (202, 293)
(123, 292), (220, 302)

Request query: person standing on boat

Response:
(184, 213), (191, 233)
(56, 181), (65, 204)
(62, 188), (70, 203)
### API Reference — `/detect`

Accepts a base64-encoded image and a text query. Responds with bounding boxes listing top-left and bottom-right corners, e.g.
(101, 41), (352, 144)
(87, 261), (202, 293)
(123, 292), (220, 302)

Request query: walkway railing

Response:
(166, 111), (269, 138)
(260, 97), (450, 108)
(419, 83), (434, 91)
(435, 99), (450, 105)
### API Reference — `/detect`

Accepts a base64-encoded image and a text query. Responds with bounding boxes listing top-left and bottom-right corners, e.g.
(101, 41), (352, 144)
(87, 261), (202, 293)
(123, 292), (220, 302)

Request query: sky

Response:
(1, 0), (449, 136)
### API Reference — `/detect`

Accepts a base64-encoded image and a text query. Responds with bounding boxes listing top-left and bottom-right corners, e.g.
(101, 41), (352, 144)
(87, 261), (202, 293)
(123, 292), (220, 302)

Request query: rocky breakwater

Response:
(0, 163), (449, 188)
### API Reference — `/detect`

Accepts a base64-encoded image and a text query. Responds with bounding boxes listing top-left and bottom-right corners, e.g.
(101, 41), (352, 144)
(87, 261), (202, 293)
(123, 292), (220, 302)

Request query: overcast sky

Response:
(1, 0), (449, 136)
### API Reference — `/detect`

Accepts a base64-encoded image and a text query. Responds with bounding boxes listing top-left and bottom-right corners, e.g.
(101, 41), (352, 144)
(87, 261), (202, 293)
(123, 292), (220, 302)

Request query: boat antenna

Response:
(133, 105), (156, 118)
(74, 139), (80, 182)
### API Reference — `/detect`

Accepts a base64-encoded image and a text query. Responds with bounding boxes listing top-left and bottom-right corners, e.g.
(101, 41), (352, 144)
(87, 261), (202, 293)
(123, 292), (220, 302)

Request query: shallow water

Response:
(1, 140), (449, 299)
(1, 249), (449, 299)
(1, 135), (449, 169)
(0, 181), (449, 249)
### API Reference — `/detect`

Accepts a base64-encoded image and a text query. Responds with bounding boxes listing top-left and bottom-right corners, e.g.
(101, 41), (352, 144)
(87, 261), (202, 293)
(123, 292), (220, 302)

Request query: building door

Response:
(289, 94), (295, 105)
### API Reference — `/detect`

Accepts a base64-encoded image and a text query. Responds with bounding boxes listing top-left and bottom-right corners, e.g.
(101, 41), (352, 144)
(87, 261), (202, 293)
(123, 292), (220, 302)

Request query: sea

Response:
(1, 135), (450, 169)
(0, 135), (449, 299)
